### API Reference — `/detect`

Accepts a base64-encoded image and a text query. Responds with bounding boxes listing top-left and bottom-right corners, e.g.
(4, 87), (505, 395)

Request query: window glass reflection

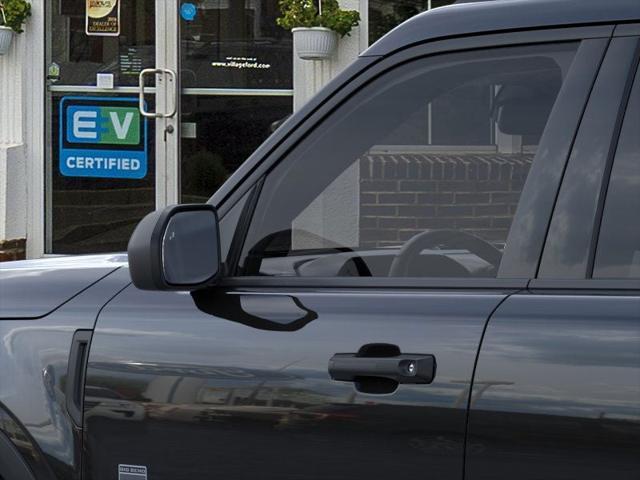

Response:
(593, 67), (640, 279)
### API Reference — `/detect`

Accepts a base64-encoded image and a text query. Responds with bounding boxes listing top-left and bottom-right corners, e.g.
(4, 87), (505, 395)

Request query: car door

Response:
(466, 33), (640, 480)
(82, 32), (606, 480)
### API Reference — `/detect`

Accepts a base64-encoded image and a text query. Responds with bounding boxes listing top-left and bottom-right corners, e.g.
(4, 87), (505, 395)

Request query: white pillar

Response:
(0, 0), (45, 258)
(293, 0), (368, 111)
(0, 20), (27, 251)
(290, 1), (368, 251)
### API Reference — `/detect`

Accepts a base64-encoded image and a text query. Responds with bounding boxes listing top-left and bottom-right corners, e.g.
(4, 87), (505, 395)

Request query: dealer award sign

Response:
(86, 0), (120, 36)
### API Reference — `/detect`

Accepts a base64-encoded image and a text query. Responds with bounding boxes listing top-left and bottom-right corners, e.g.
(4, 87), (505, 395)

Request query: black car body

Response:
(1, 0), (639, 479)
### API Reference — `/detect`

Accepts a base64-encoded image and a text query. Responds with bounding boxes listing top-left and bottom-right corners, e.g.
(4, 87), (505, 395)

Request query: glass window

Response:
(181, 0), (293, 90)
(48, 93), (156, 254)
(49, 0), (155, 86)
(238, 43), (579, 278)
(593, 67), (640, 279)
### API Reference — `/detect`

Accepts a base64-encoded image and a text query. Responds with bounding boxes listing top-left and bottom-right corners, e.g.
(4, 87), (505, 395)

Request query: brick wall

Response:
(0, 239), (26, 262)
(359, 152), (534, 249)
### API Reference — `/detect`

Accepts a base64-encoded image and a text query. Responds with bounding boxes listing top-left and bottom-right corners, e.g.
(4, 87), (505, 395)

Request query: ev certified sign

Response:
(60, 96), (148, 179)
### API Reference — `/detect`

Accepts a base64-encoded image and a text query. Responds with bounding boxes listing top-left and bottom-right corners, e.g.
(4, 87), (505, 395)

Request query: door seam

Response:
(460, 287), (526, 480)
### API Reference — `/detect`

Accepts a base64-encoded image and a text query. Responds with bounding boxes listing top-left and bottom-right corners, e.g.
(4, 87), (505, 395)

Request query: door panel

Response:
(466, 294), (640, 479)
(83, 285), (513, 480)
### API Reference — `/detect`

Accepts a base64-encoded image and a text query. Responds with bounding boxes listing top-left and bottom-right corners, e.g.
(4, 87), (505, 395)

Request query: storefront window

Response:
(49, 1), (155, 86)
(46, 0), (293, 254)
(181, 0), (292, 89)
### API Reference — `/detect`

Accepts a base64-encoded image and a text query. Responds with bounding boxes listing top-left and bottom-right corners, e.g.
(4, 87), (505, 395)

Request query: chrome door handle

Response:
(139, 68), (177, 118)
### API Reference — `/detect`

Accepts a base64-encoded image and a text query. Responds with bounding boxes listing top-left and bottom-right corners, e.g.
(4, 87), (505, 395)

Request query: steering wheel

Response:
(388, 229), (503, 277)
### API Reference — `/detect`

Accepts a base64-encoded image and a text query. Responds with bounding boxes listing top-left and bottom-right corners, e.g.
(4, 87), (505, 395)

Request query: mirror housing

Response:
(127, 204), (221, 291)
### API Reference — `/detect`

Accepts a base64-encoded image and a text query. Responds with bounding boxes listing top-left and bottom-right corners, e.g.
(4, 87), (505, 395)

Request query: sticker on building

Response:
(86, 0), (120, 36)
(180, 3), (197, 21)
(118, 464), (148, 480)
(59, 97), (148, 179)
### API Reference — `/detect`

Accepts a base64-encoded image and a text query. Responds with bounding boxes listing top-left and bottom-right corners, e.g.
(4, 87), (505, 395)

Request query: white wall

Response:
(0, 0), (45, 257)
(0, 24), (27, 244)
(293, 0), (368, 110)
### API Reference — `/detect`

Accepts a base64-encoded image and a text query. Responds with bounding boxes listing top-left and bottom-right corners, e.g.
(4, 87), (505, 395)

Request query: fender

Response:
(0, 430), (36, 480)
(0, 254), (127, 319)
(0, 401), (54, 480)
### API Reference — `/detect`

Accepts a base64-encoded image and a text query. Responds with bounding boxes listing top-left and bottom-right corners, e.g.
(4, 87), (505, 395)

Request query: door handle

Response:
(329, 343), (436, 394)
(138, 68), (177, 118)
(329, 353), (436, 384)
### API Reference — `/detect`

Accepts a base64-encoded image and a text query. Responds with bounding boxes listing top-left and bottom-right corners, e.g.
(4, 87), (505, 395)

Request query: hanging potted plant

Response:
(277, 0), (360, 61)
(0, 0), (31, 56)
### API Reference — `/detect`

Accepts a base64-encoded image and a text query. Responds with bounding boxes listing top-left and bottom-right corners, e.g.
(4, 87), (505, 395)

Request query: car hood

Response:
(0, 254), (128, 319)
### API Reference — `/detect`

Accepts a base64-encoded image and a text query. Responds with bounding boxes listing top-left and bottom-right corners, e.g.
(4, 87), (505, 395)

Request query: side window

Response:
(593, 66), (640, 279)
(240, 43), (579, 278)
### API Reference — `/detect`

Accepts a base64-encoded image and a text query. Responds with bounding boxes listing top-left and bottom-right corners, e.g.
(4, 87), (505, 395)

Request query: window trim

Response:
(538, 35), (640, 281)
(614, 23), (640, 37)
(529, 278), (640, 292)
(589, 58), (640, 280)
(220, 276), (529, 290)
(216, 28), (615, 287)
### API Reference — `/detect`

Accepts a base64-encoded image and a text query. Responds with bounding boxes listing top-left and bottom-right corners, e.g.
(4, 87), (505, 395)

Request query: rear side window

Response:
(240, 43), (579, 278)
(593, 66), (640, 279)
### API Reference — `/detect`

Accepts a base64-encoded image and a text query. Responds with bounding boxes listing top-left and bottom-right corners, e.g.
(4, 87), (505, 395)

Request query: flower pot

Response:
(0, 26), (14, 55)
(292, 27), (338, 61)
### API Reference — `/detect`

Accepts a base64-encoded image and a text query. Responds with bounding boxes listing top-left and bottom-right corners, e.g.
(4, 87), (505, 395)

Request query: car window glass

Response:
(593, 66), (640, 279)
(239, 43), (578, 278)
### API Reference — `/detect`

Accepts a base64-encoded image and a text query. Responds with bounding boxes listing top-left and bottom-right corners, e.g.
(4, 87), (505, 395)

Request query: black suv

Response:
(1, 0), (639, 479)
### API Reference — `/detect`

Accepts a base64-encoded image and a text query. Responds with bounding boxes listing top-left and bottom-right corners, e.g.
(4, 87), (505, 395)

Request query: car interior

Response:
(240, 49), (572, 278)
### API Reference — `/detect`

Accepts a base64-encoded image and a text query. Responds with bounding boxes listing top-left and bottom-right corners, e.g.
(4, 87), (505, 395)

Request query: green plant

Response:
(277, 0), (360, 38)
(0, 0), (31, 33)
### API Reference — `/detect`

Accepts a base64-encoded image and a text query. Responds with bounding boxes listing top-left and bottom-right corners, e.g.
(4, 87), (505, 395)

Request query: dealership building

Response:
(0, 0), (454, 260)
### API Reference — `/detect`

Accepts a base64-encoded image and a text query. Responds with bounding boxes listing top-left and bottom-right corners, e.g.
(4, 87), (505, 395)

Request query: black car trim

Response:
(218, 277), (529, 290)
(614, 23), (640, 36)
(498, 37), (609, 278)
(528, 278), (640, 291)
(0, 430), (36, 480)
(66, 330), (93, 427)
(537, 36), (640, 280)
(225, 178), (264, 276)
(587, 48), (640, 278)
(530, 37), (611, 281)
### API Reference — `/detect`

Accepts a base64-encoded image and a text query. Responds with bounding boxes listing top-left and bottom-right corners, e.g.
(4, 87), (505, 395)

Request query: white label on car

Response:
(118, 464), (148, 480)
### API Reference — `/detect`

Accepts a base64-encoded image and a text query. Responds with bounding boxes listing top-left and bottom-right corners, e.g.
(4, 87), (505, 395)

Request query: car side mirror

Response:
(127, 204), (221, 291)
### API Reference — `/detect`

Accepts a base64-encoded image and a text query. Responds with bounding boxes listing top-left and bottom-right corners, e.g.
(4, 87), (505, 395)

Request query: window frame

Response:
(214, 27), (614, 289)
(591, 58), (640, 281)
(535, 33), (640, 290)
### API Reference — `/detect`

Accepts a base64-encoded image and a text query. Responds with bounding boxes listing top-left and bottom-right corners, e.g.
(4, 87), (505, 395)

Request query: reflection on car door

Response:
(83, 286), (509, 480)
